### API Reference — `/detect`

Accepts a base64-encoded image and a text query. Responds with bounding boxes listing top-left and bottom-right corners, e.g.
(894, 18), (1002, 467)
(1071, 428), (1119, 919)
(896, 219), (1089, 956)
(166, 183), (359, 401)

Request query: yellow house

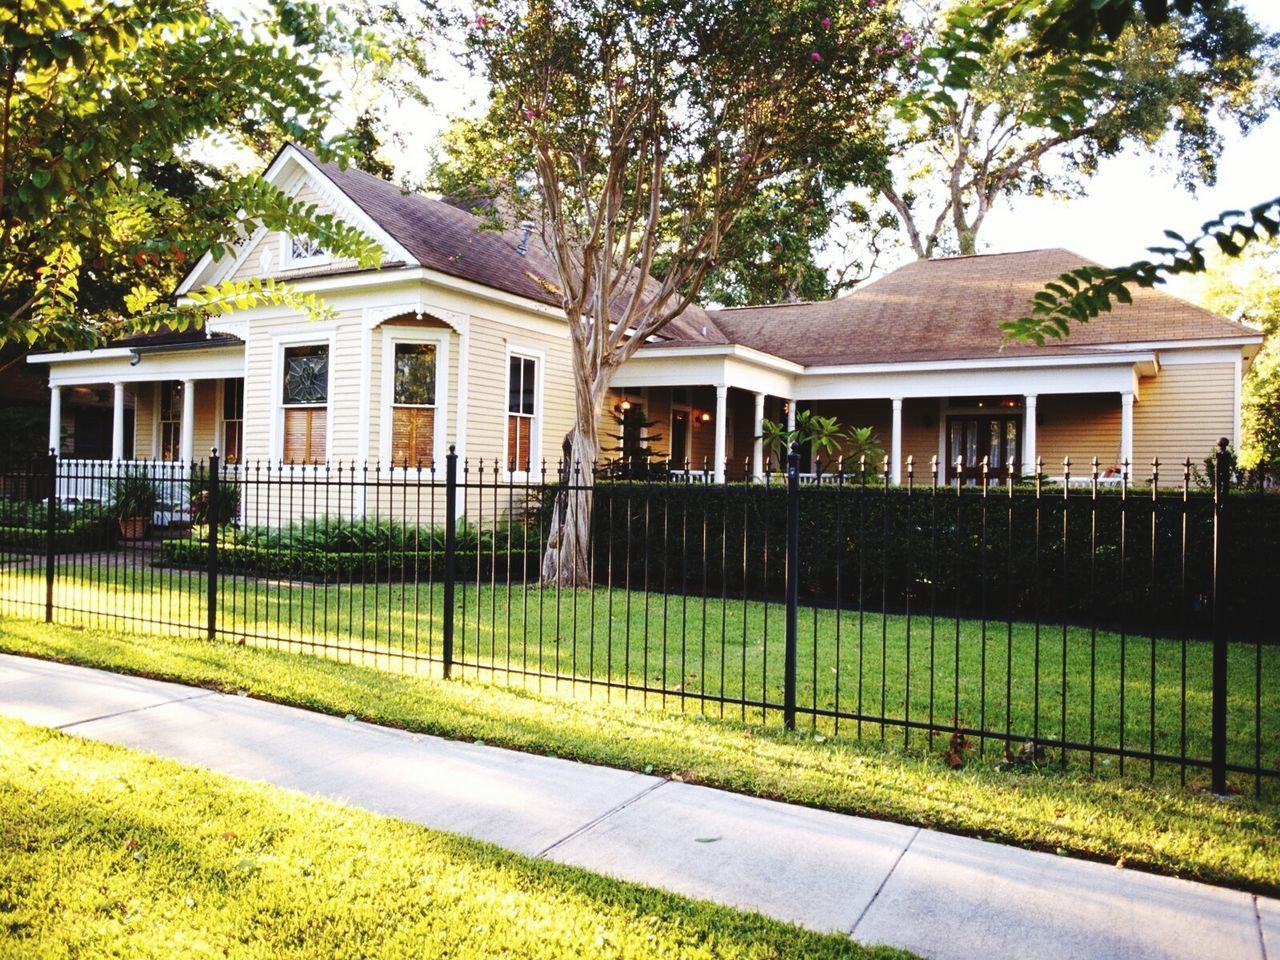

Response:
(30, 144), (1264, 502)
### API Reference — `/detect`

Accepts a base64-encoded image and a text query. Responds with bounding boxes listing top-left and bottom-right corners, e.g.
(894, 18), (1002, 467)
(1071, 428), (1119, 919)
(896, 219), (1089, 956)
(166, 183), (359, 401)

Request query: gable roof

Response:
(704, 248), (1258, 366)
(292, 146), (723, 344)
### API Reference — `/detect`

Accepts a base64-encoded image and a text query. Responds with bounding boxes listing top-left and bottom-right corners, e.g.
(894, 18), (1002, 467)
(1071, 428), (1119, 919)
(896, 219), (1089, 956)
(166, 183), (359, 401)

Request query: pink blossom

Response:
(821, 16), (831, 29)
(810, 51), (822, 62)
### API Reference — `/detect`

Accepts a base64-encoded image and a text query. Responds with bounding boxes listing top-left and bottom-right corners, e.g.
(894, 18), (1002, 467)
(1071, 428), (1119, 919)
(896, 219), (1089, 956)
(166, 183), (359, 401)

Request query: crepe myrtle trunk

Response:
(540, 380), (609, 587)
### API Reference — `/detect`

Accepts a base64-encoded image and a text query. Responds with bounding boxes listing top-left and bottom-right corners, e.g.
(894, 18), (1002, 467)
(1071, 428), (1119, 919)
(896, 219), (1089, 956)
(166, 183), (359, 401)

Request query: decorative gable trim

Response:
(175, 144), (419, 296)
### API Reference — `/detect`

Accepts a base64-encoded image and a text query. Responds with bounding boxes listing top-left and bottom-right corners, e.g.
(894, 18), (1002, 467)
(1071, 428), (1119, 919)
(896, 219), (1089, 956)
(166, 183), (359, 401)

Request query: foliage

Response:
(0, 0), (386, 351)
(0, 402), (49, 460)
(759, 413), (885, 472)
(876, 0), (1278, 258)
(461, 0), (909, 582)
(599, 406), (669, 478)
(108, 469), (160, 520)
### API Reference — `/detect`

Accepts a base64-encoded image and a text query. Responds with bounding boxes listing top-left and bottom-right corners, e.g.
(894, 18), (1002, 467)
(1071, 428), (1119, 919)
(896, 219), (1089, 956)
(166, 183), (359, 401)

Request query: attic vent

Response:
(516, 220), (534, 255)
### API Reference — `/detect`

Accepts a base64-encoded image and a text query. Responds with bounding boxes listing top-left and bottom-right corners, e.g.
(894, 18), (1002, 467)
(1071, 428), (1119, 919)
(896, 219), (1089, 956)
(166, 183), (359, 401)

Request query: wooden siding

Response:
(1036, 394), (1121, 470)
(1133, 362), (1236, 469)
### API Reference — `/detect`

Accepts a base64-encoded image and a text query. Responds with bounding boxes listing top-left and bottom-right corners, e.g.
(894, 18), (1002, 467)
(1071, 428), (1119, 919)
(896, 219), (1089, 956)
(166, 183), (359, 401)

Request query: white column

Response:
(48, 385), (62, 454)
(1120, 391), (1134, 472)
(786, 400), (796, 432)
(890, 397), (903, 485)
(1022, 394), (1038, 478)
(111, 382), (126, 461)
(713, 385), (728, 484)
(752, 391), (765, 481)
(180, 378), (196, 465)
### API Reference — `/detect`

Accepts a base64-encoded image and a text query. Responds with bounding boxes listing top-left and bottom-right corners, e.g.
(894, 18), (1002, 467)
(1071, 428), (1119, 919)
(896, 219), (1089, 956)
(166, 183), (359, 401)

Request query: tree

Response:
(877, 0), (1277, 258)
(463, 0), (908, 584)
(0, 0), (386, 353)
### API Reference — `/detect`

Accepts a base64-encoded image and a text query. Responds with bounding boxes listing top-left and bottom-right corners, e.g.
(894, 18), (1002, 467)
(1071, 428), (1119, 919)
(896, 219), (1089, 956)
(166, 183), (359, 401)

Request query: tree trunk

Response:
(540, 387), (606, 587)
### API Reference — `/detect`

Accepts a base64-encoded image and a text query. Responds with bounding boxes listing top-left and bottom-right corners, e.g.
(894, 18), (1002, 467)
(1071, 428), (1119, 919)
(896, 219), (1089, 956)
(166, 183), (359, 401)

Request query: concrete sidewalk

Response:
(1, 652), (1274, 960)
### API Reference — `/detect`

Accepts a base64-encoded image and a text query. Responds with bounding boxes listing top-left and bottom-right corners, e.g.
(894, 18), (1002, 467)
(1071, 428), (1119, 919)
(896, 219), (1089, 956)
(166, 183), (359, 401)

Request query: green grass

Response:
(0, 717), (913, 960)
(2, 560), (1276, 786)
(2, 617), (1277, 898)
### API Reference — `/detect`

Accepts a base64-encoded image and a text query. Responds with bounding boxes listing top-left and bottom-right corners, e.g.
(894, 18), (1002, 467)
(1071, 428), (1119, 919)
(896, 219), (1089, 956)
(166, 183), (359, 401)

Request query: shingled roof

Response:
(296, 147), (724, 345)
(704, 248), (1258, 366)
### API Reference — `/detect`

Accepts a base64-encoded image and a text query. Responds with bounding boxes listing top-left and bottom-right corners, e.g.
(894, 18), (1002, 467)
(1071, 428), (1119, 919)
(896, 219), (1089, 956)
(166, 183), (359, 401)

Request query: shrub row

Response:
(159, 539), (540, 582)
(585, 484), (1279, 639)
(0, 517), (116, 553)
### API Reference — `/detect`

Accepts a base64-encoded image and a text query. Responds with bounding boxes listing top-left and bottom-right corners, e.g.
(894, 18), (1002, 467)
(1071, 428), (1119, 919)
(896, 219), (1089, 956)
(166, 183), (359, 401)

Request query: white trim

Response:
(29, 347), (133, 365)
(635, 342), (805, 375)
(503, 344), (545, 478)
(1233, 353), (1243, 451)
(378, 327), (451, 471)
(454, 327), (469, 462)
(802, 351), (1158, 376)
(356, 322), (374, 469)
(280, 231), (330, 271)
(271, 330), (338, 465)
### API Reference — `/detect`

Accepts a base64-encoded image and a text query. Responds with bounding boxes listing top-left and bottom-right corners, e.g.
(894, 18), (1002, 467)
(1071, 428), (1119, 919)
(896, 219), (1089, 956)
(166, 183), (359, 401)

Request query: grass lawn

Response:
(1, 618), (1277, 898)
(0, 717), (913, 959)
(2, 559), (1275, 786)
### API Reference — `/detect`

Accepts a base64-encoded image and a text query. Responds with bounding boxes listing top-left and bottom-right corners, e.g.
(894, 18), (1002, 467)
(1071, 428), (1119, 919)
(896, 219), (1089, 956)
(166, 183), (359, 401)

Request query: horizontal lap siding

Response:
(132, 387), (154, 459)
(1037, 394), (1121, 470)
(1133, 363), (1235, 469)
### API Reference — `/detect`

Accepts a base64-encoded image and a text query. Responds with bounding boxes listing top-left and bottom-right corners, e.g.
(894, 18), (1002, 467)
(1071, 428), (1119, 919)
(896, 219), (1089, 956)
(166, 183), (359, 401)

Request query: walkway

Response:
(2, 652), (1274, 960)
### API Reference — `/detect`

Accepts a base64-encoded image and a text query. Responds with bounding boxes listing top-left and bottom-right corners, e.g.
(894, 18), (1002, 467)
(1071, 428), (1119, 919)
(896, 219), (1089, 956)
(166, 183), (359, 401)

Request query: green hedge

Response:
(585, 483), (1279, 640)
(0, 516), (116, 553)
(159, 539), (540, 582)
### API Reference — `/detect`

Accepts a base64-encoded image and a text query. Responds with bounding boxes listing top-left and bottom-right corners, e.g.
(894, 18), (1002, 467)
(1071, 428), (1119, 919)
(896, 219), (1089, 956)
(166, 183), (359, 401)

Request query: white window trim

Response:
(271, 331), (338, 469)
(280, 232), (331, 271)
(503, 345), (545, 478)
(379, 327), (451, 473)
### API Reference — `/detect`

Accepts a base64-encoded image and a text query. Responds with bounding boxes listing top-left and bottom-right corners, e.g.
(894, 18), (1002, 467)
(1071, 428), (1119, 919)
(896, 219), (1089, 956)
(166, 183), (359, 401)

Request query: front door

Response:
(947, 415), (1020, 481)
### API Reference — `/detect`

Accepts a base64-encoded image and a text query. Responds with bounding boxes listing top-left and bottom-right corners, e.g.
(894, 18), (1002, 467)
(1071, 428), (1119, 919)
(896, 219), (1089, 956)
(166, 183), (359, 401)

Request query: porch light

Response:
(700, 411), (712, 423)
(620, 399), (632, 411)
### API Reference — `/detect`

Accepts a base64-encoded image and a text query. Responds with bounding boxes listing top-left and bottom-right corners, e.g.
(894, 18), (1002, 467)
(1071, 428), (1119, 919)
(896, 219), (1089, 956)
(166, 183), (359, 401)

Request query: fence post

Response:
(45, 450), (57, 623)
(1211, 436), (1230, 795)
(784, 441), (800, 730)
(206, 451), (220, 642)
(442, 445), (458, 679)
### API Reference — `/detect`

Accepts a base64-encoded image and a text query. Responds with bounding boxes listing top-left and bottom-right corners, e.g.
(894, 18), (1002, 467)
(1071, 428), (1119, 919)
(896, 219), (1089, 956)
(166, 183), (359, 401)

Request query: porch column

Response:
(890, 397), (903, 485)
(713, 384), (728, 484)
(48, 385), (61, 454)
(786, 400), (796, 432)
(180, 378), (196, 465)
(1022, 394), (1037, 478)
(111, 382), (126, 461)
(1120, 390), (1134, 472)
(751, 391), (765, 481)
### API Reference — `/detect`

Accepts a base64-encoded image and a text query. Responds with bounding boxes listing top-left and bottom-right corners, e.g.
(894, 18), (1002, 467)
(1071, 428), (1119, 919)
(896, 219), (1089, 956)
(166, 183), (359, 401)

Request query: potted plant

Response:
(110, 468), (160, 540)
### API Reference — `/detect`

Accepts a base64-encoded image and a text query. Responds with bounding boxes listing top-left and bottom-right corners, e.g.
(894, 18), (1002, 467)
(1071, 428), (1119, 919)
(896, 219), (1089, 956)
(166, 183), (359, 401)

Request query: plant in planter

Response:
(110, 468), (160, 540)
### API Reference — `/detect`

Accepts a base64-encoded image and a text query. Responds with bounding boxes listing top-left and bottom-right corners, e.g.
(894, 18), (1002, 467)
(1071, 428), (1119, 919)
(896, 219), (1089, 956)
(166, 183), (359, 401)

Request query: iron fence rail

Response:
(0, 444), (1274, 797)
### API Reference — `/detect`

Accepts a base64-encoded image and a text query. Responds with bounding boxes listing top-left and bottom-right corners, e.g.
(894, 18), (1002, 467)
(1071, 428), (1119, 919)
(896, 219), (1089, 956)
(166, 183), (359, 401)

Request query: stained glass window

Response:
(282, 346), (328, 405)
(290, 234), (324, 262)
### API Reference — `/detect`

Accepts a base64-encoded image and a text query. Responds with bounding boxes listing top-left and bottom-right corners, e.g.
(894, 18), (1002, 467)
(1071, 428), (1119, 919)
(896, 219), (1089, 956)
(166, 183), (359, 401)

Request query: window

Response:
(947, 415), (1019, 481)
(282, 345), (328, 464)
(391, 342), (437, 467)
(287, 233), (325, 264)
(222, 378), (244, 464)
(507, 354), (537, 472)
(159, 381), (183, 462)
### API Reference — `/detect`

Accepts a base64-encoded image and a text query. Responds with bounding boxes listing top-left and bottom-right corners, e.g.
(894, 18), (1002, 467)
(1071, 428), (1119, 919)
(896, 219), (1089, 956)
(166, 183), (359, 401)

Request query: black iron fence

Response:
(0, 444), (1275, 797)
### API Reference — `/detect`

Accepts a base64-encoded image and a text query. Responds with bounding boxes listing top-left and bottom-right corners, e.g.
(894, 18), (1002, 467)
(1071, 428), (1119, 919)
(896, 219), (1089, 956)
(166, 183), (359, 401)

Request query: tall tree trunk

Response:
(540, 380), (607, 587)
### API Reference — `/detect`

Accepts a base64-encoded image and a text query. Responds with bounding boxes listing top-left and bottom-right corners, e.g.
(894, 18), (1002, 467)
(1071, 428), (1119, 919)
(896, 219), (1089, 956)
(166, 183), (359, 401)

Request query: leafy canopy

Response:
(0, 0), (385, 352)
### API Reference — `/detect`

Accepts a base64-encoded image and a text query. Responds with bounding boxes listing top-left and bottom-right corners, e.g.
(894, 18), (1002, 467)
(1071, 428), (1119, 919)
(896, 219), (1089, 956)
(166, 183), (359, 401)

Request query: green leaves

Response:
(0, 0), (379, 352)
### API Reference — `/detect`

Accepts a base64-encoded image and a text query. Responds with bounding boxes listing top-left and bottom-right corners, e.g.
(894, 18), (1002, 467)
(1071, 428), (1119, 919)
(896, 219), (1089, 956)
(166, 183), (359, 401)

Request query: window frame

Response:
(272, 332), (336, 469)
(280, 231), (330, 270)
(157, 380), (183, 463)
(219, 377), (245, 465)
(504, 346), (544, 478)
(378, 327), (450, 472)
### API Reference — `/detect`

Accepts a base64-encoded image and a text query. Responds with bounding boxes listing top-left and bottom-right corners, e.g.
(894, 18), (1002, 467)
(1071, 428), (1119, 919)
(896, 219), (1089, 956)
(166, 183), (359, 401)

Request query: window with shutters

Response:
(506, 354), (538, 472)
(390, 342), (437, 467)
(281, 345), (328, 464)
(158, 381), (183, 462)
